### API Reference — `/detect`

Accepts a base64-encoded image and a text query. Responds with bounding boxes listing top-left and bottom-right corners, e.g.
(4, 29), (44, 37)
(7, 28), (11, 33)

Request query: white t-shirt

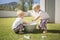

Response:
(12, 18), (23, 29)
(39, 10), (49, 19)
(28, 10), (49, 19)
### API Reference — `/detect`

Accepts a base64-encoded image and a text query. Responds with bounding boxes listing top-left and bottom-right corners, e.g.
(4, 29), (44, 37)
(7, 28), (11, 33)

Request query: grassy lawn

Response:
(0, 17), (60, 40)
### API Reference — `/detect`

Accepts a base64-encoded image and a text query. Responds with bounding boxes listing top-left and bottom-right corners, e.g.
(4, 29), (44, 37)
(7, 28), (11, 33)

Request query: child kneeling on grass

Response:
(12, 10), (26, 34)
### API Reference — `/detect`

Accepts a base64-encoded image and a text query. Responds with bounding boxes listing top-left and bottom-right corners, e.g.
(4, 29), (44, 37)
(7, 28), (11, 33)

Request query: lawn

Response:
(0, 17), (60, 40)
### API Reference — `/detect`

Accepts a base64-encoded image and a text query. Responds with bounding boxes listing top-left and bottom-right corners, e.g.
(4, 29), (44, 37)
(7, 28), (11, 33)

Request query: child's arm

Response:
(23, 21), (28, 24)
(32, 16), (40, 21)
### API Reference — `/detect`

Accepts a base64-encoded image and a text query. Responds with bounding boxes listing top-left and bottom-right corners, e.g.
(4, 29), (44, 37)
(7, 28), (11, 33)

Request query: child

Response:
(12, 10), (26, 34)
(28, 4), (49, 33)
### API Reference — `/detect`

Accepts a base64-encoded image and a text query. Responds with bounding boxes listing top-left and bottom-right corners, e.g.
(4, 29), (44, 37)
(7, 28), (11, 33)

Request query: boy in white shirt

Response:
(28, 4), (49, 33)
(12, 10), (26, 34)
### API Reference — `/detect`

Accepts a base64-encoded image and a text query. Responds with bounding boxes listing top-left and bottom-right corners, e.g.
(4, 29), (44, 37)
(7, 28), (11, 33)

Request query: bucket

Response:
(24, 22), (37, 32)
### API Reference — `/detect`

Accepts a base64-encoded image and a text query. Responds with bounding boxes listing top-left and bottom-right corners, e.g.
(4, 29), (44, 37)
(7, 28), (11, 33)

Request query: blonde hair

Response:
(32, 4), (40, 9)
(16, 10), (24, 16)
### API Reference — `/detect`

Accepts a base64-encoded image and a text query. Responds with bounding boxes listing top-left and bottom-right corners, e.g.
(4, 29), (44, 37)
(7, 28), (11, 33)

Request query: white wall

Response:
(40, 0), (55, 23)
(55, 0), (60, 23)
(45, 0), (60, 23)
(0, 11), (16, 17)
(0, 11), (30, 17)
(45, 0), (55, 23)
(40, 0), (45, 11)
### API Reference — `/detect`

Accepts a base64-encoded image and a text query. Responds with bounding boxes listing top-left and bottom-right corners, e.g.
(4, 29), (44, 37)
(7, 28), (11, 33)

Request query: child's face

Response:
(19, 13), (24, 18)
(34, 6), (40, 12)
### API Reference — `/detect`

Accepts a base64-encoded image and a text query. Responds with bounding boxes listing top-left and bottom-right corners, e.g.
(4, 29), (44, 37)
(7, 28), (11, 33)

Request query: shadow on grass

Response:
(24, 29), (60, 34)
(47, 30), (60, 33)
(16, 29), (60, 35)
(24, 29), (43, 34)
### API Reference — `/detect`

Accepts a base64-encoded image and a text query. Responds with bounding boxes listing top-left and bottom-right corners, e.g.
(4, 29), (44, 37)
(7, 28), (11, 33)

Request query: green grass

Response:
(0, 17), (60, 40)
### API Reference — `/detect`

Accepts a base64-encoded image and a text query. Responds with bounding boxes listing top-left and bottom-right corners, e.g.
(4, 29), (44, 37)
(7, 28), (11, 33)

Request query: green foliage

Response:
(0, 5), (15, 11)
(0, 0), (33, 11)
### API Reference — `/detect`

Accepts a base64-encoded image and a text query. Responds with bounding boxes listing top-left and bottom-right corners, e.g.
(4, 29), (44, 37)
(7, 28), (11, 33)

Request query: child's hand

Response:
(32, 16), (40, 21)
(32, 19), (35, 21)
(23, 22), (28, 24)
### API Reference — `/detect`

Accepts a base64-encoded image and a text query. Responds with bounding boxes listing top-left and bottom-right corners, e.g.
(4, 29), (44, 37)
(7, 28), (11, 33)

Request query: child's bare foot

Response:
(43, 30), (47, 33)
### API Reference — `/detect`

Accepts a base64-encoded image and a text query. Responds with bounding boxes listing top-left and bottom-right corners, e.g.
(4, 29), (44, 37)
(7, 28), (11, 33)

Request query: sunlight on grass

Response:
(0, 17), (60, 40)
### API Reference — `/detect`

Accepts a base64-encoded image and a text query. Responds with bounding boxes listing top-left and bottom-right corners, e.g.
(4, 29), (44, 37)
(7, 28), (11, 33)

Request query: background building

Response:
(40, 0), (60, 23)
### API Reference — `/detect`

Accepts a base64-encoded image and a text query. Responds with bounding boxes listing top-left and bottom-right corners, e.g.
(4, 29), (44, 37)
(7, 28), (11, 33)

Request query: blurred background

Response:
(0, 0), (40, 11)
(0, 0), (60, 23)
(0, 0), (60, 40)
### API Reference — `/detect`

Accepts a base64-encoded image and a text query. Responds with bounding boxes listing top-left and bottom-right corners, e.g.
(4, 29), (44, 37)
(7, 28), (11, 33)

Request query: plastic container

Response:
(24, 21), (37, 32)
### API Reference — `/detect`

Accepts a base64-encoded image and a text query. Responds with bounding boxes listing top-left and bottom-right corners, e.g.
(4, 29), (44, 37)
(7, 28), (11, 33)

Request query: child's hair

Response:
(32, 4), (40, 10)
(16, 10), (24, 16)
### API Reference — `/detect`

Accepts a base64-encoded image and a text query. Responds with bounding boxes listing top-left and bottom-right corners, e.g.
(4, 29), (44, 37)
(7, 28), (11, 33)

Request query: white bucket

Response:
(24, 22), (37, 32)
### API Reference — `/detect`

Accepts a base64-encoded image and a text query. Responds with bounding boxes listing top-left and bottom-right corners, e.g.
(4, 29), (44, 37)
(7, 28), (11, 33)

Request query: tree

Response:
(20, 0), (25, 11)
(19, 0), (33, 11)
(28, 0), (33, 10)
